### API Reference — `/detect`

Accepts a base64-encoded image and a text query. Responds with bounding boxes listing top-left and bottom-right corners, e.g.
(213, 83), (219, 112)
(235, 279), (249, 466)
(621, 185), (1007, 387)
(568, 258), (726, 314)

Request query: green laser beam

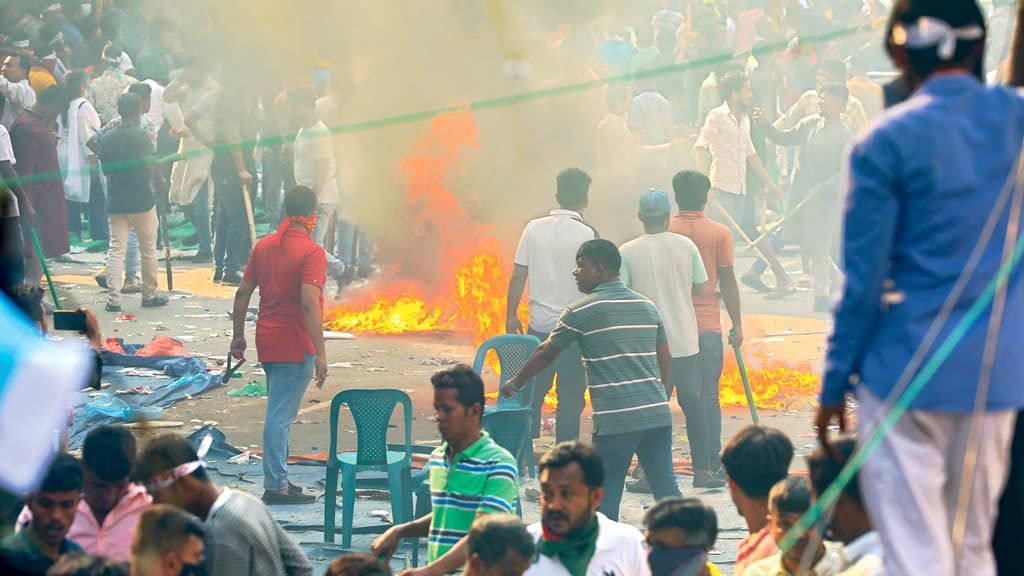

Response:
(0, 22), (875, 191)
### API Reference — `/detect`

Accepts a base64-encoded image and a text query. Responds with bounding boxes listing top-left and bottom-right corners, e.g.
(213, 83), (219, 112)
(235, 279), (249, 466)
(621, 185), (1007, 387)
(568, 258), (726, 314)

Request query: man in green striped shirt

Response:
(374, 365), (519, 574)
(504, 239), (681, 520)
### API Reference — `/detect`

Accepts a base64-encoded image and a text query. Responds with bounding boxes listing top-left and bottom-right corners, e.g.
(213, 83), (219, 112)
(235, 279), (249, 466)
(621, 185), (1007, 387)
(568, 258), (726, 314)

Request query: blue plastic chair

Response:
(472, 334), (541, 476)
(324, 389), (413, 546)
(482, 408), (530, 516)
(473, 334), (541, 411)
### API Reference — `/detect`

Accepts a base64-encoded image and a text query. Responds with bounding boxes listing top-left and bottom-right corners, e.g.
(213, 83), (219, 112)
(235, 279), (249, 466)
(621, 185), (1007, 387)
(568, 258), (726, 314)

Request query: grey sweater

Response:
(205, 489), (312, 576)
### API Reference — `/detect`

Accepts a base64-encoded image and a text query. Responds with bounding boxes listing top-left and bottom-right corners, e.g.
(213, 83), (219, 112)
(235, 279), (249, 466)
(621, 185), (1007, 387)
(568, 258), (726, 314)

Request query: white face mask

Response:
(81, 3), (92, 17)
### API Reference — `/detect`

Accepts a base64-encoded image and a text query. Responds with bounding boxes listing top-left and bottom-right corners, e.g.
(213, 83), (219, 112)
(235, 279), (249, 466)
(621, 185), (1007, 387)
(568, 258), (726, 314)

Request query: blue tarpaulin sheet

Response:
(66, 340), (222, 449)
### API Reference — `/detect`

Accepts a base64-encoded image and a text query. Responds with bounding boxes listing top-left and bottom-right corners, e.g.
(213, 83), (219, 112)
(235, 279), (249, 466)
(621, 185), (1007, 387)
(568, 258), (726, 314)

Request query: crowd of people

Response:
(2, 0), (1024, 575)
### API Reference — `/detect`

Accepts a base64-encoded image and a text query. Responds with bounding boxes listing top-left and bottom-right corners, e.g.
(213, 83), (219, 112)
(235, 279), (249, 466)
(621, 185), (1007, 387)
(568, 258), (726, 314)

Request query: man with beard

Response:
(0, 454), (83, 575)
(503, 239), (681, 520)
(373, 365), (519, 575)
(524, 441), (649, 575)
(694, 72), (792, 296)
(17, 425), (150, 562)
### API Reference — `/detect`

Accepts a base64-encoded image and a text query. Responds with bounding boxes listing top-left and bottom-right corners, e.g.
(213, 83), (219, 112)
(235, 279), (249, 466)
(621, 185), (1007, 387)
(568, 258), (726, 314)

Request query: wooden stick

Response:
(241, 179), (257, 248)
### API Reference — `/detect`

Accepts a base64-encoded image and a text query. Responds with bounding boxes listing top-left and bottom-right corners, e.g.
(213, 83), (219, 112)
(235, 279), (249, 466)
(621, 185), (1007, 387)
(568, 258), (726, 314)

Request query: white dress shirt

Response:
(694, 102), (756, 195)
(837, 531), (883, 576)
(513, 209), (597, 333)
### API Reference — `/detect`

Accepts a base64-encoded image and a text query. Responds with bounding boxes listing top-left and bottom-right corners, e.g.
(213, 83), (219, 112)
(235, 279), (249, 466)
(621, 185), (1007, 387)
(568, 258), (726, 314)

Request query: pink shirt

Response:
(17, 483), (151, 562)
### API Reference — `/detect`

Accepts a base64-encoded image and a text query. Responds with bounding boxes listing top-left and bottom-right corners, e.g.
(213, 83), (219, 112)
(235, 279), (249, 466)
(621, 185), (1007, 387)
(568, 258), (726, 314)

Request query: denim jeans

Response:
(213, 165), (253, 274)
(592, 425), (681, 521)
(336, 219), (373, 268)
(671, 333), (724, 473)
(312, 203), (344, 277)
(263, 353), (315, 491)
(527, 328), (586, 442)
(186, 181), (211, 255)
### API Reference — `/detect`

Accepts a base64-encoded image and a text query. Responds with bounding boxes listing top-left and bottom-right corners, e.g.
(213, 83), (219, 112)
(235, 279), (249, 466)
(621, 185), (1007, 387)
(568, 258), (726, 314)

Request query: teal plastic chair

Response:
(481, 408), (530, 516)
(473, 334), (541, 411)
(324, 389), (413, 546)
(472, 334), (541, 476)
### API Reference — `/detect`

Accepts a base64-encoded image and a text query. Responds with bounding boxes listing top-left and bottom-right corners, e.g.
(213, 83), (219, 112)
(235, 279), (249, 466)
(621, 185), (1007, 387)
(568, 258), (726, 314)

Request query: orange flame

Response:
(325, 109), (821, 412)
(325, 109), (524, 349)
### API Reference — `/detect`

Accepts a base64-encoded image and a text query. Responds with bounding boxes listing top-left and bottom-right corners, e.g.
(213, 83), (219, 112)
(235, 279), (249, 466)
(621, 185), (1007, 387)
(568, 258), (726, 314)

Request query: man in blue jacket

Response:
(817, 1), (1024, 575)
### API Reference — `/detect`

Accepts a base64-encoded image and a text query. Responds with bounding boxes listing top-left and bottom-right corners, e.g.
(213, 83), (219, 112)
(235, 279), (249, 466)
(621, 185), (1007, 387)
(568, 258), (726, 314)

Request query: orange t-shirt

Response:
(669, 211), (734, 334)
(735, 525), (778, 576)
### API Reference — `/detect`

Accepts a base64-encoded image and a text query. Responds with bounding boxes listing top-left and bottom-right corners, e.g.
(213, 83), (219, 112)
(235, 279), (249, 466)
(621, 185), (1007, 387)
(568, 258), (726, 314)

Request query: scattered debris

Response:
(113, 313), (136, 322)
(365, 366), (387, 372)
(369, 509), (393, 524)
(324, 331), (356, 340)
(420, 357), (457, 366)
(227, 382), (268, 397)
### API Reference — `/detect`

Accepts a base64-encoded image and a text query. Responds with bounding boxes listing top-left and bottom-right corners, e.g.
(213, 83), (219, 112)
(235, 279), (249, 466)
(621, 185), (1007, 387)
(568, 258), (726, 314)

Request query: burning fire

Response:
(325, 109), (821, 411)
(325, 108), (524, 348)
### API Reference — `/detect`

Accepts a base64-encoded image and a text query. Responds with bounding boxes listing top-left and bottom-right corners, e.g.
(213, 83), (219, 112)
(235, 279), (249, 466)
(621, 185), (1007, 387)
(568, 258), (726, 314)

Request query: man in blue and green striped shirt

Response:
(374, 365), (519, 574)
(504, 239), (681, 520)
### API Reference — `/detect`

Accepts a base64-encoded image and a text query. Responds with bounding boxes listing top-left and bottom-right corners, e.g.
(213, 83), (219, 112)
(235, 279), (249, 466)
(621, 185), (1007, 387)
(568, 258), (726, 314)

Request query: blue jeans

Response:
(671, 333), (724, 473)
(213, 163), (253, 274)
(592, 425), (681, 521)
(262, 353), (315, 491)
(528, 327), (586, 442)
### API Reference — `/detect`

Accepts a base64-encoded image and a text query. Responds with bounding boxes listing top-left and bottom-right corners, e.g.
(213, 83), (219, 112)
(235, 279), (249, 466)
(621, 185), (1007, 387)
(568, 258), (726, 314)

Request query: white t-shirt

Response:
(142, 79), (165, 136)
(0, 124), (18, 218)
(620, 232), (708, 358)
(525, 513), (651, 576)
(293, 121), (339, 204)
(513, 209), (598, 333)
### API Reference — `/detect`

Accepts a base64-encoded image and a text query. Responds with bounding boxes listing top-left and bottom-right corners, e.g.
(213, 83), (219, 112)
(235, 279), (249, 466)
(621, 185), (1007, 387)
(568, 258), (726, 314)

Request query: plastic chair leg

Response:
(386, 463), (407, 525)
(324, 465), (339, 543)
(341, 464), (357, 548)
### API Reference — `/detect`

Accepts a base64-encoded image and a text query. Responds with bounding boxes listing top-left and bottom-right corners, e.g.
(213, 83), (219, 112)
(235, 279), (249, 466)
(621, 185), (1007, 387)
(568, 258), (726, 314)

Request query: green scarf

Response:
(537, 517), (600, 576)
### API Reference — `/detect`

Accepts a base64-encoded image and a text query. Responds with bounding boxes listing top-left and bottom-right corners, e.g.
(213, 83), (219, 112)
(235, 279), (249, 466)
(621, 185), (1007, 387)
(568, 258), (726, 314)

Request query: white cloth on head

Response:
(513, 209), (597, 333)
(892, 16), (984, 61)
(857, 386), (1015, 576)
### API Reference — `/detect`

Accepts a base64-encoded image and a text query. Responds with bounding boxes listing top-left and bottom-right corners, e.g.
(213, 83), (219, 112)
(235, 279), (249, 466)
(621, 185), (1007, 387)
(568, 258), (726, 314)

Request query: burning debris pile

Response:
(324, 109), (522, 345)
(324, 109), (821, 410)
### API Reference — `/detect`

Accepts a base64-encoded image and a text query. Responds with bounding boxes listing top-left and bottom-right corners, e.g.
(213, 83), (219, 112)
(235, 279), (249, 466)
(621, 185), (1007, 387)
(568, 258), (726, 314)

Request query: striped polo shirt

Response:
(548, 280), (673, 436)
(426, 431), (519, 565)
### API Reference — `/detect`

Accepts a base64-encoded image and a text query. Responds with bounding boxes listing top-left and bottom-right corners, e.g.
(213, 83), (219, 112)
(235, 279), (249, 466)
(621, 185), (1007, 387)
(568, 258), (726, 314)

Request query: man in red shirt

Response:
(230, 185), (328, 505)
(668, 170), (743, 488)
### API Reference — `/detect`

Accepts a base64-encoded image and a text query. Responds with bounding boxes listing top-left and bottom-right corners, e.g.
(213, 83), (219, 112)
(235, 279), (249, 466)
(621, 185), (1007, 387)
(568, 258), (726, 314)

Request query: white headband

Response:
(891, 16), (984, 61)
(143, 434), (213, 492)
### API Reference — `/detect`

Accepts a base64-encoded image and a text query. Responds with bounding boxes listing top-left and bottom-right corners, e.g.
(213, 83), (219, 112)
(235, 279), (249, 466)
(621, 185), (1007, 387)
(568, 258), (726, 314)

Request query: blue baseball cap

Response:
(639, 189), (672, 220)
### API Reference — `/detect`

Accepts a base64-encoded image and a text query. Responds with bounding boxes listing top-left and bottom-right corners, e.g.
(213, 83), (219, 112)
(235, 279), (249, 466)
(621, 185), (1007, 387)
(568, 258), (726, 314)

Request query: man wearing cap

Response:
(503, 238), (682, 520)
(136, 434), (313, 576)
(816, 1), (1024, 574)
(620, 190), (715, 490)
